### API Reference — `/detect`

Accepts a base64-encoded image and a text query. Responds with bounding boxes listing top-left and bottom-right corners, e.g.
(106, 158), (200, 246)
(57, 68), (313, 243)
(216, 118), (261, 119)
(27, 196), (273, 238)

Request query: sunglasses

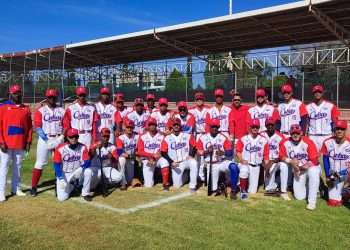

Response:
(68, 135), (79, 139)
(282, 92), (291, 95)
(233, 99), (241, 102)
(335, 127), (346, 131)
(179, 108), (187, 112)
(78, 94), (86, 97)
(251, 126), (260, 129)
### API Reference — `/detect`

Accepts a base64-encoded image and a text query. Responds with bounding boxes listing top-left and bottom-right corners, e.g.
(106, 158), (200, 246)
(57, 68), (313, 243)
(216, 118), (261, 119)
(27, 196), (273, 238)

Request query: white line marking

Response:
(7, 181), (192, 214)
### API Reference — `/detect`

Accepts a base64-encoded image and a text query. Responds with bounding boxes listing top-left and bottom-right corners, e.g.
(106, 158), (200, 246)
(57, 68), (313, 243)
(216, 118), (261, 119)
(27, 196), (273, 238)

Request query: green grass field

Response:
(0, 138), (350, 250)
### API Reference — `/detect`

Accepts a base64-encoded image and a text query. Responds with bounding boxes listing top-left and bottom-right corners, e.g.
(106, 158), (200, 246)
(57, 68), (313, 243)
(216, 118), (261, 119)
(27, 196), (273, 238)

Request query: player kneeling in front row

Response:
(279, 124), (321, 210)
(161, 118), (198, 192)
(197, 119), (240, 198)
(90, 128), (124, 192)
(321, 120), (350, 206)
(236, 119), (269, 200)
(261, 118), (290, 200)
(53, 128), (95, 202)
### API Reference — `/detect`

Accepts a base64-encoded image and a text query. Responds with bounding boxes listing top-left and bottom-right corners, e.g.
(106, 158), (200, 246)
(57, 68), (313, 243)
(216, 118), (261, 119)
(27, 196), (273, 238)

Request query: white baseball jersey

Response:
(151, 111), (172, 133)
(91, 143), (118, 168)
(236, 134), (269, 165)
(137, 132), (164, 159)
(189, 105), (210, 134)
(197, 133), (232, 163)
(173, 113), (195, 134)
(279, 137), (318, 167)
(307, 101), (339, 135)
(64, 103), (97, 132)
(117, 106), (133, 120)
(116, 133), (139, 156)
(260, 131), (284, 160)
(34, 105), (65, 136)
(53, 143), (89, 173)
(161, 132), (196, 162)
(278, 99), (307, 133)
(321, 137), (350, 173)
(206, 105), (231, 132)
(126, 110), (150, 134)
(95, 102), (117, 133)
(248, 104), (279, 132)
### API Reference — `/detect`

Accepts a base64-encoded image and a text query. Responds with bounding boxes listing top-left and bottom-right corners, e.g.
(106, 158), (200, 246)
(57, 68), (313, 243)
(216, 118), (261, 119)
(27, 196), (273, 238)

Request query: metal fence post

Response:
(61, 46), (66, 102)
(302, 71), (305, 102)
(271, 72), (274, 103)
(336, 66), (340, 107)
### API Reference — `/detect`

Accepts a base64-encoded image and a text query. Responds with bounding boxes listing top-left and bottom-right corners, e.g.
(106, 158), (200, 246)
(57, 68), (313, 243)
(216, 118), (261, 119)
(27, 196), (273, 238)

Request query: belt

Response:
(249, 164), (261, 167)
(79, 130), (91, 134)
(47, 134), (61, 137)
(281, 132), (289, 135)
(309, 134), (331, 136)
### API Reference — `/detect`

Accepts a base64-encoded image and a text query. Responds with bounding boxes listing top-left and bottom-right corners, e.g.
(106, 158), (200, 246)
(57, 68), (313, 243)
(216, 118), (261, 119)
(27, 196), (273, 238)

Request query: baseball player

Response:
(279, 124), (320, 210)
(278, 84), (308, 136)
(205, 88), (231, 137)
(116, 120), (139, 187)
(95, 87), (118, 144)
(307, 84), (339, 151)
(260, 118), (290, 200)
(160, 118), (197, 191)
(189, 92), (210, 183)
(63, 86), (98, 148)
(321, 120), (350, 206)
(90, 128), (123, 189)
(150, 98), (172, 135)
(228, 91), (250, 142)
(0, 85), (32, 202)
(126, 98), (150, 135)
(236, 119), (269, 200)
(197, 119), (240, 198)
(53, 128), (95, 201)
(173, 101), (196, 134)
(30, 88), (65, 197)
(137, 118), (168, 189)
(145, 93), (157, 113)
(248, 88), (280, 132)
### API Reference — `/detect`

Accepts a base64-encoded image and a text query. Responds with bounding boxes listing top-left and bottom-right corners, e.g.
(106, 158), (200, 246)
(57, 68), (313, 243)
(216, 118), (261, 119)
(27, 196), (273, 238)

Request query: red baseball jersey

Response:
(228, 104), (250, 139)
(0, 103), (32, 149)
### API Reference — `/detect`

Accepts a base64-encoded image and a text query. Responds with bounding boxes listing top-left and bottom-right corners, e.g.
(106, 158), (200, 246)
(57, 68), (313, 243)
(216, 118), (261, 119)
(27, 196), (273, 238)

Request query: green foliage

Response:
(165, 68), (187, 92)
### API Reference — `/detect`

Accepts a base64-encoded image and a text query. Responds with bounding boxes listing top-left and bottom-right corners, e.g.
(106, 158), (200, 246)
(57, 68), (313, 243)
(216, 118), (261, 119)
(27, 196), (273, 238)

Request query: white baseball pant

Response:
(118, 157), (135, 185)
(56, 167), (94, 202)
(239, 163), (261, 194)
(91, 166), (123, 187)
(207, 160), (231, 192)
(293, 165), (321, 206)
(78, 133), (92, 148)
(0, 149), (24, 195)
(265, 162), (289, 193)
(328, 180), (345, 202)
(142, 158), (168, 188)
(171, 158), (198, 189)
(34, 137), (52, 170)
(309, 135), (331, 152)
(197, 155), (205, 181)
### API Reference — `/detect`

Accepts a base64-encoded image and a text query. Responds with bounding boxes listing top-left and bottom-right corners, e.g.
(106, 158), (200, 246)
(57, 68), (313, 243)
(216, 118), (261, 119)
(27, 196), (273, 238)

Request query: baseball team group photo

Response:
(0, 0), (350, 249)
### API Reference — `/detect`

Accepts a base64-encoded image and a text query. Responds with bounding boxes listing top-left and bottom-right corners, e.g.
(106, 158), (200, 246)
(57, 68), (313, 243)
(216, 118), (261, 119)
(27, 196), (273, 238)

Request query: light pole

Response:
(229, 0), (232, 15)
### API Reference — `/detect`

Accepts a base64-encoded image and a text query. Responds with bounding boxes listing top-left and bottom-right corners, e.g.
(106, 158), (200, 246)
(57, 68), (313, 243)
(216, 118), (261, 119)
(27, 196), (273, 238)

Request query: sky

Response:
(0, 0), (299, 53)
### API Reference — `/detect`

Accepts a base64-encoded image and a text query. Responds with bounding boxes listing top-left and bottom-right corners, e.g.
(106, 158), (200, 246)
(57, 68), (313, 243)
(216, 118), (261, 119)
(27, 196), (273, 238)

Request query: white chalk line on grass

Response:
(6, 181), (192, 214)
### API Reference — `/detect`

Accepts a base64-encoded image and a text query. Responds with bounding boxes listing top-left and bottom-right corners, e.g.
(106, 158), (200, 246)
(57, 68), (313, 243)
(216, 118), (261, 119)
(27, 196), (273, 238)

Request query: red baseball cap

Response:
(75, 86), (87, 96)
(158, 97), (168, 106)
(335, 120), (348, 130)
(177, 101), (188, 109)
(67, 128), (79, 137)
(100, 87), (110, 95)
(312, 84), (324, 93)
(250, 119), (260, 128)
(115, 93), (124, 102)
(9, 85), (22, 94)
(124, 119), (135, 128)
(265, 117), (275, 126)
(134, 97), (144, 105)
(171, 118), (182, 126)
(214, 88), (224, 97)
(45, 88), (58, 97)
(256, 88), (266, 97)
(290, 124), (302, 134)
(147, 117), (157, 126)
(210, 118), (221, 127)
(146, 93), (155, 101)
(101, 128), (111, 136)
(281, 84), (293, 94)
(194, 92), (205, 100)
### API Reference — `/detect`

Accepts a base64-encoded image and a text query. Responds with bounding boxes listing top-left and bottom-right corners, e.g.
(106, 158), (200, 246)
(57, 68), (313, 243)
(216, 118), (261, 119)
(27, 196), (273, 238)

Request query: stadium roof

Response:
(1, 0), (350, 71)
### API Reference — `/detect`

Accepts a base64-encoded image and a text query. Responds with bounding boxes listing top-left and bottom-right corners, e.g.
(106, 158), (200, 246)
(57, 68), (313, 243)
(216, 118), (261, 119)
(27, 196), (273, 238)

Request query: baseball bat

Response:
(204, 162), (208, 187)
(98, 148), (108, 197)
(208, 151), (213, 196)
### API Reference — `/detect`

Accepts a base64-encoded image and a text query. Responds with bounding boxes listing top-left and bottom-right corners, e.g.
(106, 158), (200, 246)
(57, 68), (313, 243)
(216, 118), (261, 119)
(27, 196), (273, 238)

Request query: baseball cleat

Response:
(240, 192), (248, 201)
(30, 188), (37, 197)
(82, 195), (93, 202)
(0, 193), (5, 202)
(230, 191), (237, 200)
(306, 203), (316, 211)
(280, 193), (291, 201)
(163, 185), (170, 192)
(120, 184), (127, 191)
(264, 189), (278, 196)
(12, 189), (26, 197)
(189, 188), (197, 193)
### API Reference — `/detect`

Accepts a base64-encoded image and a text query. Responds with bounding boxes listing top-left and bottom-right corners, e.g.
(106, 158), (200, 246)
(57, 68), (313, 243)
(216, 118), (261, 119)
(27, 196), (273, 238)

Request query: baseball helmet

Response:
(335, 120), (348, 130)
(66, 128), (79, 137)
(214, 88), (224, 97)
(265, 117), (275, 126)
(158, 97), (168, 106)
(146, 93), (155, 101)
(312, 84), (324, 93)
(281, 84), (293, 94)
(256, 88), (266, 97)
(9, 85), (22, 94)
(146, 117), (157, 127)
(75, 86), (87, 96)
(250, 119), (260, 128)
(101, 128), (111, 136)
(177, 101), (188, 109)
(209, 118), (221, 127)
(115, 93), (124, 102)
(45, 88), (58, 97)
(124, 119), (135, 128)
(100, 87), (110, 95)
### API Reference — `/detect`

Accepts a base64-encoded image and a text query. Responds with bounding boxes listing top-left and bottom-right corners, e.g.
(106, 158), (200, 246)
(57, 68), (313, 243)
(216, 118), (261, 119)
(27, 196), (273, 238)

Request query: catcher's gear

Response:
(47, 135), (64, 150)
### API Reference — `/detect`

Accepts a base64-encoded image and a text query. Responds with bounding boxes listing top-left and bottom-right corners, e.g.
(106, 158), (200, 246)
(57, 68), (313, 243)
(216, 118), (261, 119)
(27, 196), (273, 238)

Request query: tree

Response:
(165, 69), (187, 92)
